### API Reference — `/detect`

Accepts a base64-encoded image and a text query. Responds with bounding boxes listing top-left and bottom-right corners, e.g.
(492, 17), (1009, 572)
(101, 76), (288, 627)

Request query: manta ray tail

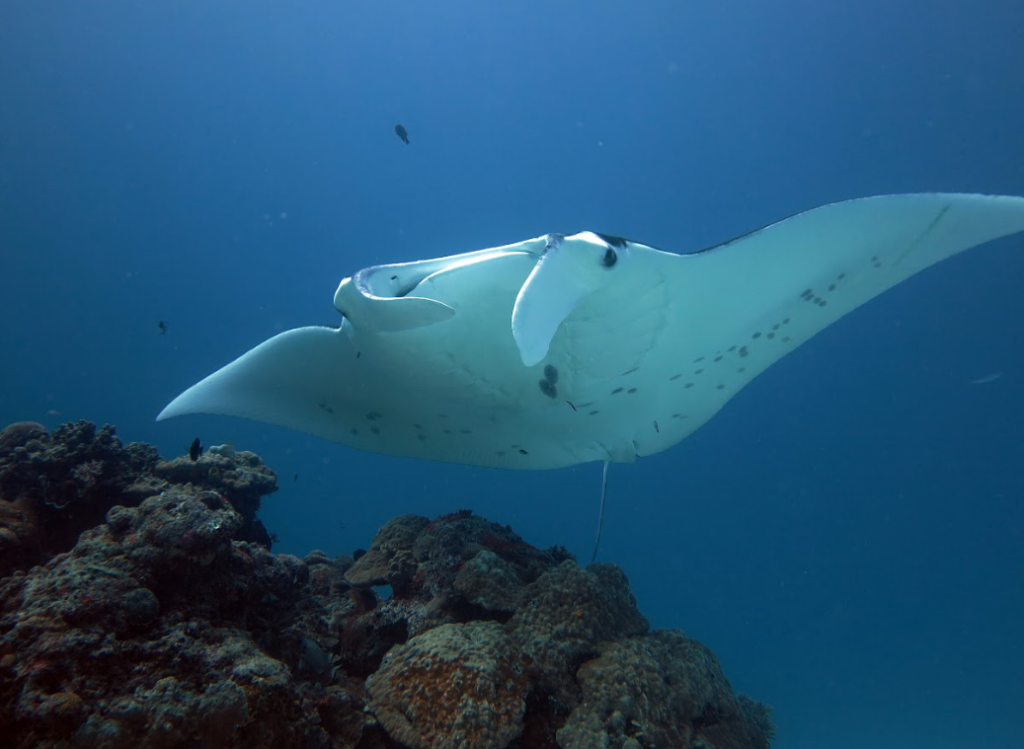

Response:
(591, 460), (610, 563)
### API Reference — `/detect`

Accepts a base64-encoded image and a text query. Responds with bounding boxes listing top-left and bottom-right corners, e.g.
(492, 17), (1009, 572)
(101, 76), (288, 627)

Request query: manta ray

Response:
(159, 194), (1024, 472)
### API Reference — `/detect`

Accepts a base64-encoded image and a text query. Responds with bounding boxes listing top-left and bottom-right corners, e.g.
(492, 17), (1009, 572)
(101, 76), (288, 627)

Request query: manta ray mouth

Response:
(354, 265), (429, 299)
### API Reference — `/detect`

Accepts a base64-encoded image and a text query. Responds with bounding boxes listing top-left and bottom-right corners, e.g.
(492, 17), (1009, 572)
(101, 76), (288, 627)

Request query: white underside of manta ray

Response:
(159, 193), (1024, 470)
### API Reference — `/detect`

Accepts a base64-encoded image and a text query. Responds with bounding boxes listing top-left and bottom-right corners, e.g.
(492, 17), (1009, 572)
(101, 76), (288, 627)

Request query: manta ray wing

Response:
(557, 193), (1024, 459)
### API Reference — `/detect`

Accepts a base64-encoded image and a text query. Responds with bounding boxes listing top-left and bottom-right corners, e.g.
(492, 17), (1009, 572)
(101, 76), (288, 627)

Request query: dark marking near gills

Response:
(594, 232), (630, 250)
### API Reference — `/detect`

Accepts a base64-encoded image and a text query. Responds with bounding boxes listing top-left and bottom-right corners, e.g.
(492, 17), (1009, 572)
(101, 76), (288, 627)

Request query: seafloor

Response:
(0, 420), (774, 749)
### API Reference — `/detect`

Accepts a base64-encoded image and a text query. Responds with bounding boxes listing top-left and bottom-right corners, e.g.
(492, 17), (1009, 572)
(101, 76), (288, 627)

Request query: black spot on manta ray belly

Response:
(538, 364), (560, 398)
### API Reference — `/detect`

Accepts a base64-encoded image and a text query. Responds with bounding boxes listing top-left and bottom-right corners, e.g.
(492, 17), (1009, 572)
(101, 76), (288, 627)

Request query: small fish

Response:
(294, 473), (299, 482)
(394, 123), (409, 145)
(969, 372), (1003, 385)
(46, 409), (61, 417)
(188, 437), (203, 461)
(158, 321), (168, 335)
(298, 636), (332, 679)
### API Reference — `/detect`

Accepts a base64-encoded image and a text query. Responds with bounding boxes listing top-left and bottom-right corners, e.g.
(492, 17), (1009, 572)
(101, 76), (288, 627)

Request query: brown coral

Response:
(345, 514), (430, 591)
(0, 488), (356, 748)
(510, 561), (649, 706)
(0, 421), (161, 576)
(453, 549), (523, 612)
(367, 621), (529, 749)
(152, 450), (278, 547)
(0, 422), (47, 454)
(557, 630), (770, 749)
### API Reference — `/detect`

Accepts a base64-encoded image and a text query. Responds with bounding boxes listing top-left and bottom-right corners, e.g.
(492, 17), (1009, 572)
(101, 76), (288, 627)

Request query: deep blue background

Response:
(2, 2), (1023, 747)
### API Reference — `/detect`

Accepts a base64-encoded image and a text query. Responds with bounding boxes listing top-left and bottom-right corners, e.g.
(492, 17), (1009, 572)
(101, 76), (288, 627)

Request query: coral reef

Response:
(0, 421), (773, 748)
(0, 421), (160, 577)
(0, 421), (276, 578)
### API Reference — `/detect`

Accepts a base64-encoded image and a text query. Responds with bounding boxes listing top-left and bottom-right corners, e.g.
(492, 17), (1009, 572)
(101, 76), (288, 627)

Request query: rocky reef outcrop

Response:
(0, 421), (773, 748)
(0, 421), (273, 578)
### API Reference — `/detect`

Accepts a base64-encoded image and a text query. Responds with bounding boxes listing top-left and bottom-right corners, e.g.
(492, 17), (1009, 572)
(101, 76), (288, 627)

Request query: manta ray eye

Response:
(602, 247), (618, 268)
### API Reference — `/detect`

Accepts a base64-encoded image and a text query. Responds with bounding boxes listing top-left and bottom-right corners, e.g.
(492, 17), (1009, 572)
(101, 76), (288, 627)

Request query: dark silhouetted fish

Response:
(188, 437), (202, 461)
(298, 636), (332, 680)
(394, 123), (409, 144)
(158, 321), (168, 335)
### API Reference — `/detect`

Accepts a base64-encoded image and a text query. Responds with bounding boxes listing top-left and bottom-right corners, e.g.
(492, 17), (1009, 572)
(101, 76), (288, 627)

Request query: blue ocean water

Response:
(2, 1), (1022, 746)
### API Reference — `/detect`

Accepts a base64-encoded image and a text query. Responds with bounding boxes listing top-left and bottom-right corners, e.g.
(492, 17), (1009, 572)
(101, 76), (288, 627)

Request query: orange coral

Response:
(366, 621), (528, 749)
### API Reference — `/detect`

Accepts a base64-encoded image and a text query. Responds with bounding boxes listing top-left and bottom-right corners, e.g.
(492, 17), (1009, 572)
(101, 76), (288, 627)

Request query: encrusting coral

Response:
(367, 621), (529, 749)
(0, 421), (774, 749)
